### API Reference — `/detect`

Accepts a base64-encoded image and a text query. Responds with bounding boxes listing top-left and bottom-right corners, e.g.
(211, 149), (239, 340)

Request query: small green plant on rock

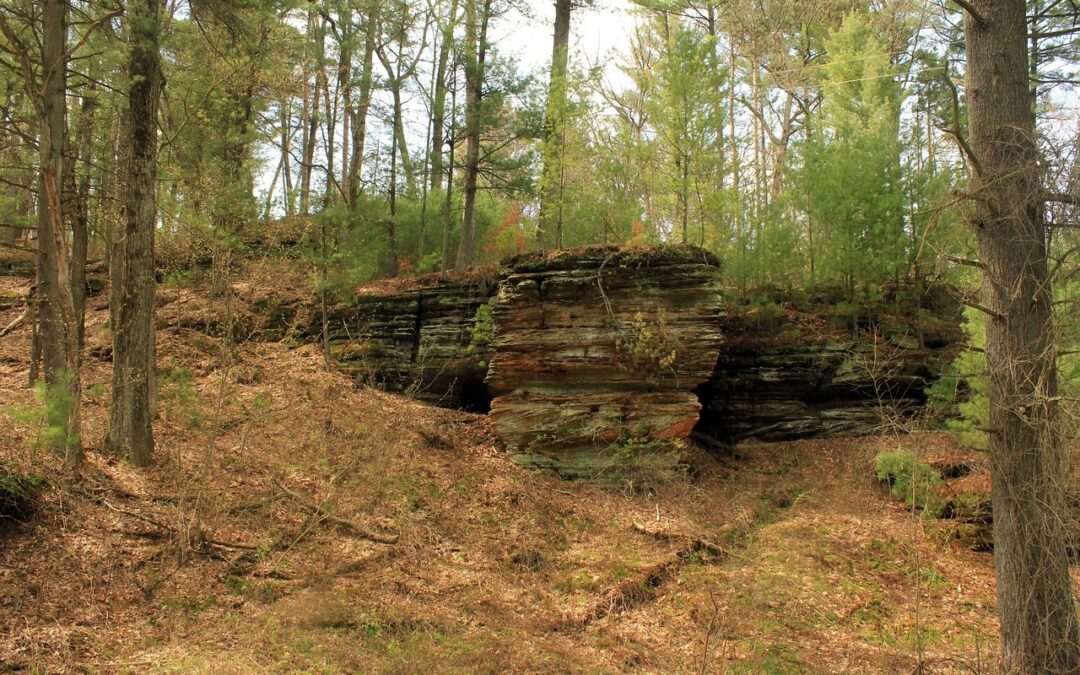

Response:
(874, 450), (946, 517)
(467, 304), (494, 364)
(614, 310), (682, 383)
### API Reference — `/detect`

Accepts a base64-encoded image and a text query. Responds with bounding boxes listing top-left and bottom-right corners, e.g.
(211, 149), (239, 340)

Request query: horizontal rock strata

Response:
(484, 247), (725, 478)
(694, 294), (964, 444)
(325, 279), (497, 410)
(284, 248), (964, 480)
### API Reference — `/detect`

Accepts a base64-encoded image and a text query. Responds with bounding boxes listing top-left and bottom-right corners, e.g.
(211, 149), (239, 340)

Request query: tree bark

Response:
(454, 0), (489, 271)
(67, 81), (96, 351)
(348, 4), (378, 209)
(536, 0), (572, 250)
(37, 0), (81, 469)
(430, 0), (459, 192)
(299, 11), (323, 216)
(964, 1), (1080, 671)
(108, 0), (162, 467)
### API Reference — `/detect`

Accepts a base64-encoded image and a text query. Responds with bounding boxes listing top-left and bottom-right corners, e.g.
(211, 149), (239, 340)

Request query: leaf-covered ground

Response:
(1, 264), (1077, 673)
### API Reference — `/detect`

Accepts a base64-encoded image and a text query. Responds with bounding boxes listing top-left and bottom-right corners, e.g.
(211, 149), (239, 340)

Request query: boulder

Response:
(484, 246), (725, 478)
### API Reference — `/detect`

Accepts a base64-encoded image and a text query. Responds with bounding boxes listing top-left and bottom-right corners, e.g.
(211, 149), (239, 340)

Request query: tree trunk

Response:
(37, 0), (81, 469)
(964, 1), (1080, 671)
(67, 82), (96, 351)
(536, 0), (572, 250)
(338, 5), (352, 205)
(280, 96), (294, 215)
(348, 5), (378, 209)
(455, 0), (489, 272)
(430, 0), (459, 192)
(108, 0), (162, 467)
(440, 78), (457, 279)
(299, 12), (323, 216)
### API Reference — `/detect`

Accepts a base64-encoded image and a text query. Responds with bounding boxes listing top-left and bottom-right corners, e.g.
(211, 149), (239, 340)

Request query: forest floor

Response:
(1, 260), (1078, 673)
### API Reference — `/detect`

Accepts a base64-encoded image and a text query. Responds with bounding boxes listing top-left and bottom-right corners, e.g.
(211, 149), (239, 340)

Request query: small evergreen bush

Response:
(874, 450), (946, 517)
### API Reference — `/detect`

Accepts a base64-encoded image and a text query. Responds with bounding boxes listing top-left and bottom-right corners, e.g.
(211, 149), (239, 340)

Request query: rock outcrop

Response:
(323, 278), (497, 410)
(297, 248), (964, 480)
(694, 291), (964, 444)
(484, 247), (725, 478)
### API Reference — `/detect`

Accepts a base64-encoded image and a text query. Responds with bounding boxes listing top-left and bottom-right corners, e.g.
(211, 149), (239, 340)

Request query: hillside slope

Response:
(1, 263), (1076, 673)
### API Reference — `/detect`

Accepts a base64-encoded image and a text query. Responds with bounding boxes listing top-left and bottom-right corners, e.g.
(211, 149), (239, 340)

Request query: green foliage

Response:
(614, 310), (682, 383)
(797, 13), (906, 294)
(606, 435), (684, 491)
(159, 366), (202, 429)
(746, 297), (786, 330)
(467, 304), (494, 359)
(874, 450), (946, 517)
(927, 306), (987, 449)
(0, 463), (43, 518)
(5, 374), (80, 457)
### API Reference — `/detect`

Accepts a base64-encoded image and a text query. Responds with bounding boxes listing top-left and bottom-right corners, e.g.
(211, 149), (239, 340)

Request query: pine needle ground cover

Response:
(1, 261), (1075, 673)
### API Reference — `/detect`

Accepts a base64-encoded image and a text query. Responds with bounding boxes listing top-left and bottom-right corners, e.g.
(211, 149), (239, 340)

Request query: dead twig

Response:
(0, 308), (28, 338)
(272, 476), (398, 545)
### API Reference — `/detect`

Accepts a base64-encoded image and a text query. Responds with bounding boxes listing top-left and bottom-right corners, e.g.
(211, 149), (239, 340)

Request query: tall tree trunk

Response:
(430, 0), (459, 192)
(338, 5), (352, 205)
(321, 59), (337, 206)
(108, 0), (162, 467)
(299, 12), (323, 216)
(67, 81), (96, 351)
(455, 0), (489, 271)
(348, 4), (378, 209)
(536, 0), (571, 250)
(37, 0), (81, 469)
(440, 77), (457, 279)
(280, 96), (294, 215)
(964, 1), (1080, 671)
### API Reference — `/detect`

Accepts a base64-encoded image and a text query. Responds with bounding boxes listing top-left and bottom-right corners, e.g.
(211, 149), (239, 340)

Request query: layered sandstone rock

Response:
(694, 291), (964, 444)
(484, 247), (725, 478)
(278, 247), (964, 481)
(324, 279), (497, 409)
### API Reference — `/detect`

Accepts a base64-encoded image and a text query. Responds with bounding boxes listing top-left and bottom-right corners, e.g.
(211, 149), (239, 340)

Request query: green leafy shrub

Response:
(747, 297), (786, 330)
(159, 366), (202, 429)
(4, 374), (80, 457)
(926, 306), (987, 449)
(874, 450), (946, 517)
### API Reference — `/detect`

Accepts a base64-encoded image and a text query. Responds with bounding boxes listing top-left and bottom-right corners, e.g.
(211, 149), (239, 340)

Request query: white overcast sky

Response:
(492, 0), (638, 87)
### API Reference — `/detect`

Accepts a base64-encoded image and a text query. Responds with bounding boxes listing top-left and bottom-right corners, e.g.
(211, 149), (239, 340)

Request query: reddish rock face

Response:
(484, 246), (725, 478)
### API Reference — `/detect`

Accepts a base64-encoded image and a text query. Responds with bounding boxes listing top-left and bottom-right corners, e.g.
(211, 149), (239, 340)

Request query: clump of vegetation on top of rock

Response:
(874, 450), (946, 518)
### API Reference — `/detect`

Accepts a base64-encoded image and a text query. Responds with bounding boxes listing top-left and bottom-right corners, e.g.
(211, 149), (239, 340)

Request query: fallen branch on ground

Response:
(272, 476), (398, 544)
(563, 524), (728, 628)
(0, 308), (27, 338)
(630, 521), (727, 557)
